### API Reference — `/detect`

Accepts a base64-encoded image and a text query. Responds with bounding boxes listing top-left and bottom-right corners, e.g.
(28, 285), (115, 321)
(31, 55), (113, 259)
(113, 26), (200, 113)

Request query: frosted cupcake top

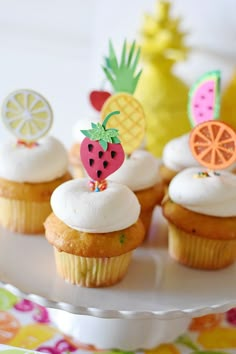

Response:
(169, 167), (236, 217)
(163, 133), (200, 171)
(109, 150), (161, 191)
(51, 178), (140, 233)
(0, 136), (68, 183)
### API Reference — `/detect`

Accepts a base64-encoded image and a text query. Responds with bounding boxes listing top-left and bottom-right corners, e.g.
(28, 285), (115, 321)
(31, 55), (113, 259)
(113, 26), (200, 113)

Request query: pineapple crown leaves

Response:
(139, 0), (189, 64)
(81, 111), (121, 151)
(103, 40), (142, 94)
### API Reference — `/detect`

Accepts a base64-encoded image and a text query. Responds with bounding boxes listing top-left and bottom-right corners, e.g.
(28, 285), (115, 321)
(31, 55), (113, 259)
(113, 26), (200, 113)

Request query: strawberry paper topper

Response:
(80, 111), (125, 184)
(2, 89), (53, 145)
(100, 40), (146, 155)
(188, 70), (221, 128)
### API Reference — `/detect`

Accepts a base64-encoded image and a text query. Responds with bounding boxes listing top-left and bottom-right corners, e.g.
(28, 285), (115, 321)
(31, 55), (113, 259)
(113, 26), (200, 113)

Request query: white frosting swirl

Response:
(169, 167), (236, 217)
(73, 117), (99, 143)
(109, 150), (161, 191)
(0, 136), (68, 183)
(51, 179), (141, 233)
(163, 133), (200, 171)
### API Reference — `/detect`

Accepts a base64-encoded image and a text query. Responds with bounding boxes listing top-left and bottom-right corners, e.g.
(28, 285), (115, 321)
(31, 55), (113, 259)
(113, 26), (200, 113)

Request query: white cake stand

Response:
(0, 208), (235, 350)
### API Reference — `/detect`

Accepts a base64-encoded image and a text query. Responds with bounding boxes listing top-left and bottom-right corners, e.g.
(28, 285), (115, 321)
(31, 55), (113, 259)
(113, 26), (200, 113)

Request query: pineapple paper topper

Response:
(188, 71), (236, 172)
(100, 40), (146, 155)
(80, 111), (125, 191)
(2, 89), (53, 147)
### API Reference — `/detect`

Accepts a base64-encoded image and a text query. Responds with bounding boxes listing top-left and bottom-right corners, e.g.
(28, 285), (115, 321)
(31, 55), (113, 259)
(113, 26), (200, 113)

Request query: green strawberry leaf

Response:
(111, 137), (120, 143)
(80, 129), (91, 138)
(106, 129), (119, 139)
(81, 115), (121, 150)
(99, 139), (108, 151)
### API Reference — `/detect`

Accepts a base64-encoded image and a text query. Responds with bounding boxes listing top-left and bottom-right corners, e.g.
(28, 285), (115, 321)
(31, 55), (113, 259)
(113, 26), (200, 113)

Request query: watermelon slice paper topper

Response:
(188, 70), (221, 127)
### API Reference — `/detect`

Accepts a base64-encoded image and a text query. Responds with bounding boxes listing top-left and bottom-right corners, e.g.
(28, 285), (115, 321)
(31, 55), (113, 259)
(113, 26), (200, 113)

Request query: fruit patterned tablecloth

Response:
(0, 288), (236, 354)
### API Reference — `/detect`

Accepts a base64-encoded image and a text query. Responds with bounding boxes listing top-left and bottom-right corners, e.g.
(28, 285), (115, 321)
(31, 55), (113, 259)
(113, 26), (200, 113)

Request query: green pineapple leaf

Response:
(103, 40), (142, 94)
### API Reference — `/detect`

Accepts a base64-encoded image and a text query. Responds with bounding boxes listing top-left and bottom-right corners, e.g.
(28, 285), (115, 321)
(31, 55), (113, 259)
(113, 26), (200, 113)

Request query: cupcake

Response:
(162, 70), (236, 270)
(162, 167), (236, 269)
(109, 150), (164, 238)
(160, 132), (236, 186)
(0, 136), (70, 234)
(69, 117), (99, 178)
(160, 133), (199, 186)
(45, 111), (145, 287)
(45, 179), (144, 287)
(0, 89), (71, 234)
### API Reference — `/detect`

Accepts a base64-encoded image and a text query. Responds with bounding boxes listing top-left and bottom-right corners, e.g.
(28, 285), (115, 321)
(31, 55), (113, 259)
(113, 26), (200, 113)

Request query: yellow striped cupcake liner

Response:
(54, 248), (132, 287)
(0, 197), (51, 234)
(168, 223), (236, 270)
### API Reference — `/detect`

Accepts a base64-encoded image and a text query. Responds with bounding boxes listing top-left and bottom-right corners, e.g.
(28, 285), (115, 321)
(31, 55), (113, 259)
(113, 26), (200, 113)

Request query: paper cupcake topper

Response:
(80, 111), (125, 187)
(189, 71), (236, 170)
(2, 89), (53, 144)
(190, 120), (236, 170)
(188, 70), (221, 128)
(89, 90), (111, 112)
(100, 40), (146, 155)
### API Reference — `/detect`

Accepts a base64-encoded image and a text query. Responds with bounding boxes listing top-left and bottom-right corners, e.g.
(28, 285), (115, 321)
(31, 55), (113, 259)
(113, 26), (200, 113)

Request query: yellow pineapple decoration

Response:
(100, 40), (146, 155)
(135, 0), (190, 157)
(221, 70), (236, 129)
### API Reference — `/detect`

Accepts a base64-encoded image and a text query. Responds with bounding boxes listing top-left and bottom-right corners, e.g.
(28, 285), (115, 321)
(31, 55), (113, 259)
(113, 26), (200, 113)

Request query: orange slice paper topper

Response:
(190, 120), (236, 170)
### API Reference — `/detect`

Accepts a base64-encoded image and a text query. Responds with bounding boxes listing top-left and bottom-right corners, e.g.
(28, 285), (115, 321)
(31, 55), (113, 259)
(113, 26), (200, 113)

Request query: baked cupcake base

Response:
(159, 164), (178, 186)
(0, 198), (51, 234)
(163, 199), (236, 270)
(136, 182), (164, 239)
(0, 172), (71, 234)
(45, 213), (145, 287)
(168, 223), (236, 270)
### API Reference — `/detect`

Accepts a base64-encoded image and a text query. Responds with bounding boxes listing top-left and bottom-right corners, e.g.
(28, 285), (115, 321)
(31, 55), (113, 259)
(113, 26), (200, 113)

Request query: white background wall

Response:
(0, 0), (235, 146)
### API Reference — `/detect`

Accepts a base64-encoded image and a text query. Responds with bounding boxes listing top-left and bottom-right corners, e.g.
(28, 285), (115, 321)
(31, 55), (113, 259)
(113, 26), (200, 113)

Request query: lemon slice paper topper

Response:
(2, 89), (53, 142)
(101, 40), (146, 155)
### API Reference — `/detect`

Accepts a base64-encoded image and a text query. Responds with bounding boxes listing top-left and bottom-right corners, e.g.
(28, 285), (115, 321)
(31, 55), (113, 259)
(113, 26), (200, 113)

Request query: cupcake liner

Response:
(168, 223), (236, 270)
(54, 248), (132, 287)
(0, 197), (51, 234)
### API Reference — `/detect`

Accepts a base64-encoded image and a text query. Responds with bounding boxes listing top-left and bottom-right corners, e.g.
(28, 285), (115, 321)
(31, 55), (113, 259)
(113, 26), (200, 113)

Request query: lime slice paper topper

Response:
(2, 89), (53, 142)
(100, 40), (146, 155)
